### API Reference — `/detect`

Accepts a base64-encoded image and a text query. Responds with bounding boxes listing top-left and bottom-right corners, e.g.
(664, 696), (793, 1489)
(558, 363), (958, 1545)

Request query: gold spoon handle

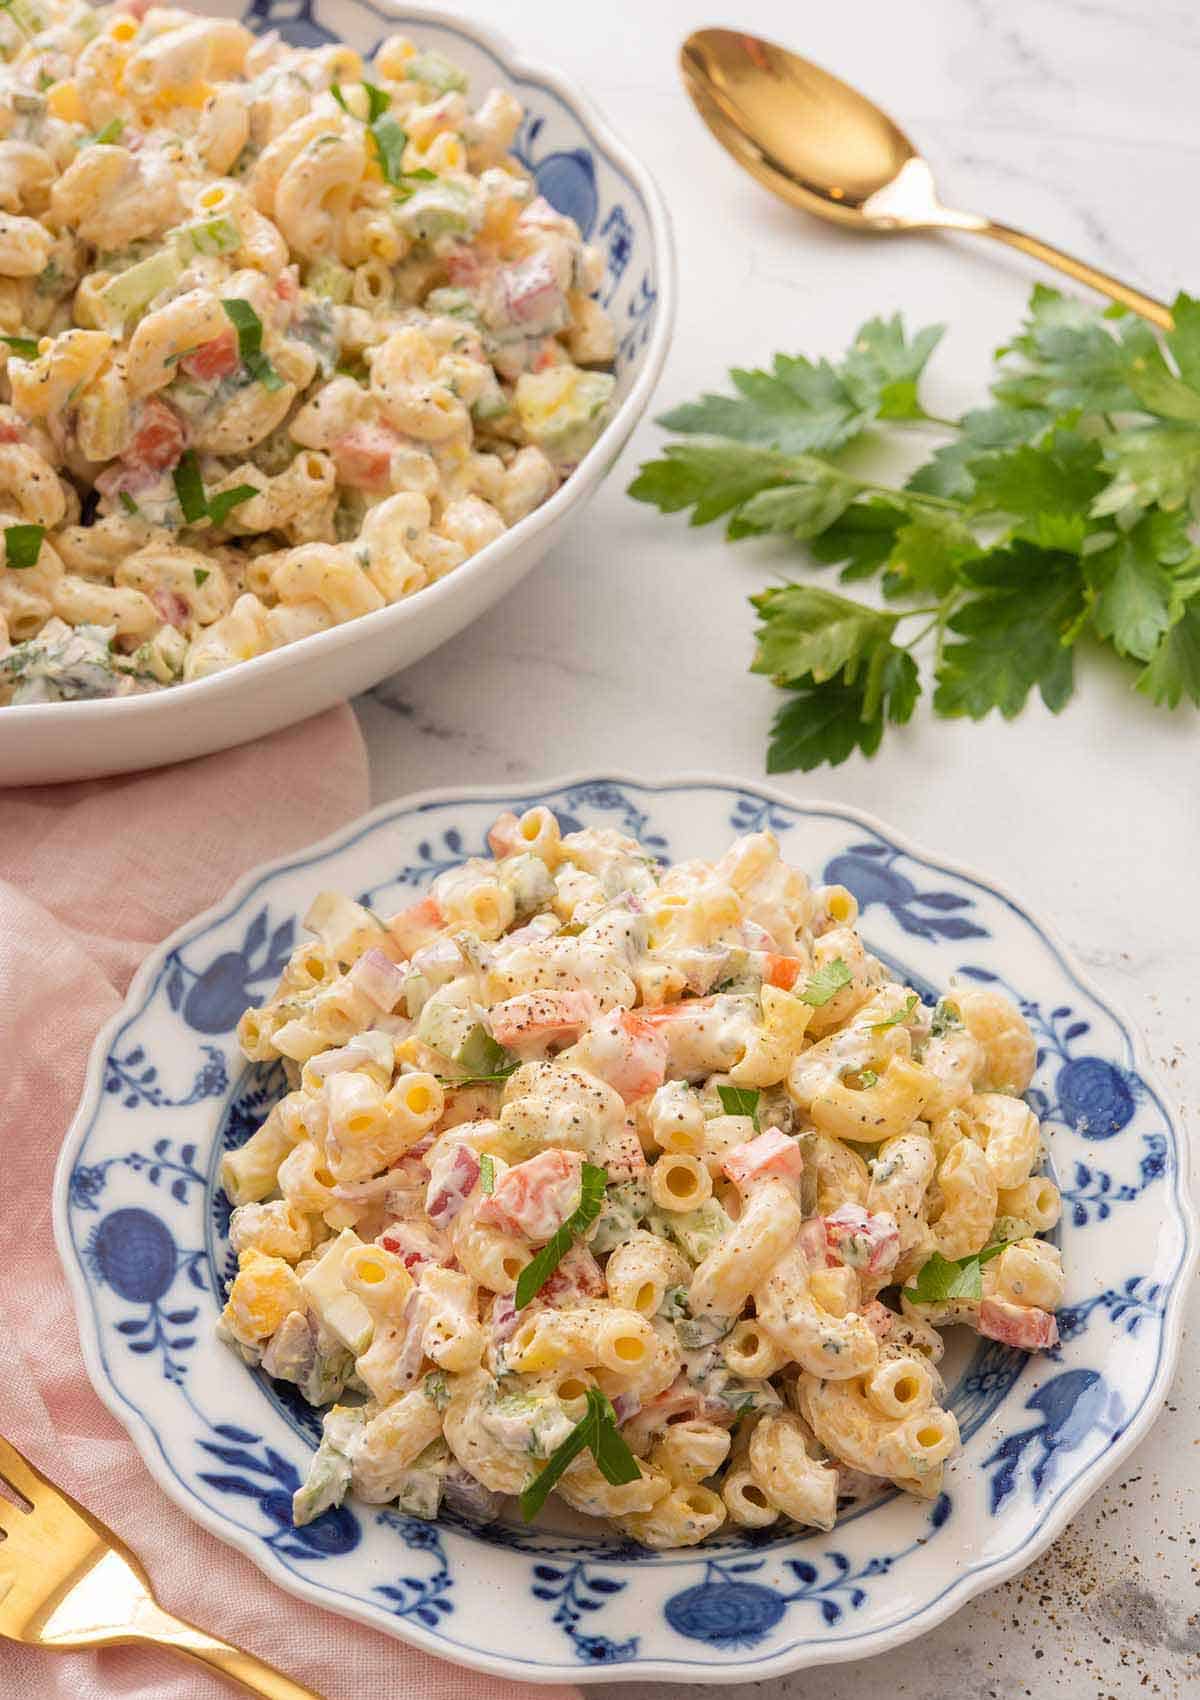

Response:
(966, 217), (1173, 329)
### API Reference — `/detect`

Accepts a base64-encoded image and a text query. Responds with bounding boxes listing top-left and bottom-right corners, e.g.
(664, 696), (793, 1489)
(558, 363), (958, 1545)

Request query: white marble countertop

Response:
(358, 1), (1200, 1691)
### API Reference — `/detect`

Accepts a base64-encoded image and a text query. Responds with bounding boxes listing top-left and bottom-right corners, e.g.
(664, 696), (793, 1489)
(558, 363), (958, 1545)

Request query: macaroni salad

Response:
(0, 4), (615, 705)
(218, 813), (1067, 1547)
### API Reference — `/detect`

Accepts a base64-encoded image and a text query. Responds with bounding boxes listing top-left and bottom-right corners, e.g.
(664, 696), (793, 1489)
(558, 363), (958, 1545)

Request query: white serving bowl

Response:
(0, 3), (674, 785)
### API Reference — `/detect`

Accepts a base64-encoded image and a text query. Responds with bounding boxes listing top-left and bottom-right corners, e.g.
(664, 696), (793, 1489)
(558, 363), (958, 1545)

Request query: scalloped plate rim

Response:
(52, 770), (1197, 1682)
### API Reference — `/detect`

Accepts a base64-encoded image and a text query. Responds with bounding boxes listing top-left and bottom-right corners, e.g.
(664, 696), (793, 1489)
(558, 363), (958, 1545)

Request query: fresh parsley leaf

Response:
(767, 647), (919, 773)
(4, 522), (43, 569)
(362, 81), (392, 123)
(1137, 594), (1200, 708)
(371, 113), (409, 185)
(656, 316), (942, 453)
(882, 513), (980, 599)
(330, 81), (350, 114)
(966, 427), (1106, 552)
(172, 452), (208, 524)
(0, 333), (38, 358)
(751, 584), (897, 685)
(934, 544), (1084, 719)
(657, 353), (866, 455)
(801, 957), (852, 1007)
(119, 491), (140, 516)
(902, 1237), (1012, 1305)
(726, 464), (861, 541)
(871, 993), (919, 1031)
(1085, 511), (1192, 661)
(1094, 423), (1200, 517)
(514, 1164), (607, 1309)
(394, 167), (439, 201)
(193, 568), (209, 587)
(857, 1068), (879, 1089)
(992, 283), (1159, 413)
(519, 1388), (639, 1522)
(717, 1084), (760, 1127)
(907, 405), (1054, 502)
(839, 315), (945, 420)
(222, 298), (283, 392)
(480, 1153), (496, 1195)
(808, 500), (903, 579)
(628, 438), (809, 528)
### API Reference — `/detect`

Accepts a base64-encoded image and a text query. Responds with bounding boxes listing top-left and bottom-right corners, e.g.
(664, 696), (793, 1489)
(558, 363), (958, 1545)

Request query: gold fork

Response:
(0, 1433), (324, 1698)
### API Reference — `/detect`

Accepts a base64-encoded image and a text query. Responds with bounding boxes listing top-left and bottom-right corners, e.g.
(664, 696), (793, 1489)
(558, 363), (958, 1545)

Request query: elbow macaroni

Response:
(0, 7), (616, 708)
(214, 813), (1069, 1546)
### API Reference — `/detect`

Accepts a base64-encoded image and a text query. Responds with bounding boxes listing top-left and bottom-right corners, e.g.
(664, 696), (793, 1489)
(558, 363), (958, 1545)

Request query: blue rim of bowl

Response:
(52, 772), (1197, 1682)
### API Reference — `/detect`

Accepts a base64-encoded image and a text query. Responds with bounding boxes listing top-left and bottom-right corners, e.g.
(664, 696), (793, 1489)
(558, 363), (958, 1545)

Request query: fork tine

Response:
(0, 1434), (46, 1506)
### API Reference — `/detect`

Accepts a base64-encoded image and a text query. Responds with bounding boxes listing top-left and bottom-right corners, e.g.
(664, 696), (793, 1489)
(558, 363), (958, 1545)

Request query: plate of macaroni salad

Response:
(57, 778), (1193, 1679)
(219, 811), (1069, 1546)
(0, 4), (674, 781)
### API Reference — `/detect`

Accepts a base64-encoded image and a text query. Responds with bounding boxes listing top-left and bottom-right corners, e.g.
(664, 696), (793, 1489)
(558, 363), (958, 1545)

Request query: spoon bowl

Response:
(681, 26), (1172, 326)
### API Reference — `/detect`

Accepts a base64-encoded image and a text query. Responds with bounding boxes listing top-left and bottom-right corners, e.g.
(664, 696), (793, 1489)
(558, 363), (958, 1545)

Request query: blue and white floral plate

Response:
(54, 776), (1196, 1683)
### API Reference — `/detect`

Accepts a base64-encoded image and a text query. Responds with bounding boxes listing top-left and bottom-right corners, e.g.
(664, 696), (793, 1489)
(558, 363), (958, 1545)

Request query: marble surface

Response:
(357, 2), (1200, 1691)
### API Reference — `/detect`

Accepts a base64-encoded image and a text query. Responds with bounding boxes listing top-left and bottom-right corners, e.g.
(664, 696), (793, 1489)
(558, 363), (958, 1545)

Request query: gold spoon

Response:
(681, 27), (1173, 330)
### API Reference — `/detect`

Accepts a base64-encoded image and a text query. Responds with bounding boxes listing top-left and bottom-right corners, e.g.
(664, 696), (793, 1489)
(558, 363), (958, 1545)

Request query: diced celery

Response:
(404, 49), (468, 93)
(424, 286), (479, 322)
(652, 1198), (733, 1264)
(307, 257), (354, 305)
(514, 367), (615, 451)
(589, 1178), (650, 1254)
(173, 214), (241, 257)
(416, 996), (482, 1060)
(100, 247), (183, 318)
(292, 1406), (365, 1525)
(394, 179), (480, 242)
(392, 1467), (443, 1520)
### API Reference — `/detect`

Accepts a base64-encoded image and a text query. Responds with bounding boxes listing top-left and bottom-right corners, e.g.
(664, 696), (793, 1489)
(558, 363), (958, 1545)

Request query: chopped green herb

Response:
(0, 334), (38, 358)
(519, 1387), (638, 1522)
(172, 452), (208, 525)
(857, 1068), (880, 1089)
(871, 993), (919, 1031)
(801, 957), (853, 1007)
(362, 81), (391, 123)
(4, 523), (43, 569)
(717, 1084), (761, 1129)
(514, 1164), (607, 1309)
(82, 118), (124, 147)
(193, 568), (210, 587)
(172, 453), (256, 527)
(222, 298), (283, 392)
(119, 491), (140, 517)
(480, 1153), (495, 1195)
(930, 998), (962, 1038)
(455, 1025), (511, 1078)
(902, 1238), (1011, 1305)
(423, 1370), (450, 1411)
(370, 113), (409, 185)
(206, 483), (258, 526)
(394, 166), (438, 202)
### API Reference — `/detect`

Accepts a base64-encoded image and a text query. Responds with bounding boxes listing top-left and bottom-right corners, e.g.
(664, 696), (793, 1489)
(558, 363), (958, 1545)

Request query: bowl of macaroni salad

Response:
(55, 778), (1194, 1680)
(0, 2), (673, 781)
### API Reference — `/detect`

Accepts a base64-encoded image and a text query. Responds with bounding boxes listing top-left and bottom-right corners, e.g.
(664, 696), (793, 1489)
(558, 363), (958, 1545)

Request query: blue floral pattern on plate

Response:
(54, 776), (1195, 1683)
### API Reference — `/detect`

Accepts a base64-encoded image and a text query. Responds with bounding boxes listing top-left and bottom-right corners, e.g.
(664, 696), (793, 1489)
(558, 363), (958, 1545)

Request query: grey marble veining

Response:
(357, 2), (1200, 1692)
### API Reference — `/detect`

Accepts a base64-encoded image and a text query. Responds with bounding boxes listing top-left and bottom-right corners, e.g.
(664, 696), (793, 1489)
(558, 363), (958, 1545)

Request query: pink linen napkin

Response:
(0, 707), (581, 1700)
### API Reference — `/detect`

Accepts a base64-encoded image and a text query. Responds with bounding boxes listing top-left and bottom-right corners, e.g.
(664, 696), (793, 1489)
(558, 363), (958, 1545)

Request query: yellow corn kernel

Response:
(108, 15), (139, 41)
(47, 80), (86, 123)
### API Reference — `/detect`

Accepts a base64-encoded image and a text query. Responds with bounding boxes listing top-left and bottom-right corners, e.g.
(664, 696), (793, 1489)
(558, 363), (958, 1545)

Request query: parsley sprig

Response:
(630, 287), (1200, 769)
(801, 957), (852, 1007)
(519, 1387), (640, 1522)
(902, 1238), (1012, 1305)
(514, 1163), (607, 1309)
(717, 1083), (760, 1127)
